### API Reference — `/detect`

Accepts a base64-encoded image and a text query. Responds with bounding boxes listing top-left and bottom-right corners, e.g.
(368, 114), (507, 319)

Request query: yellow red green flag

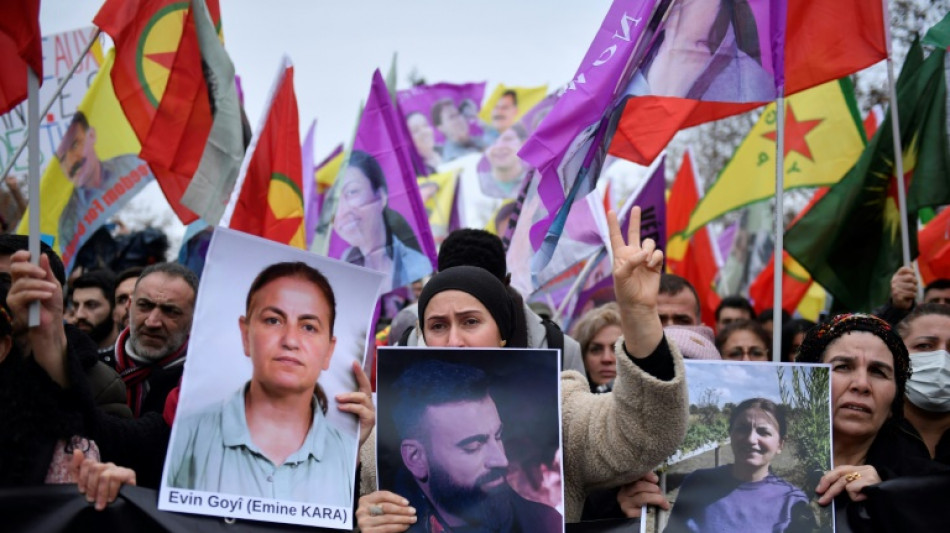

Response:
(686, 79), (865, 235)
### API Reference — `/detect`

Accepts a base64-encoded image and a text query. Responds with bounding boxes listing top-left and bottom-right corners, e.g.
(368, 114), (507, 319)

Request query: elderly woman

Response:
(570, 303), (622, 393)
(796, 313), (950, 530)
(356, 208), (689, 531)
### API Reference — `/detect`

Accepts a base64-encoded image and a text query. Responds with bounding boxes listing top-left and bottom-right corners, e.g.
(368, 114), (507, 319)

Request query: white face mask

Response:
(906, 350), (950, 412)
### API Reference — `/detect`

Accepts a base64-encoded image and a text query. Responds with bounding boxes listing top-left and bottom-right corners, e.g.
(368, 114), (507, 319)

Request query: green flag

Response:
(784, 39), (949, 312)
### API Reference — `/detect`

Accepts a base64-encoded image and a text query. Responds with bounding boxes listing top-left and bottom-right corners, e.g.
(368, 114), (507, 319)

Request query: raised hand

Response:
(608, 207), (664, 358)
(8, 250), (68, 386)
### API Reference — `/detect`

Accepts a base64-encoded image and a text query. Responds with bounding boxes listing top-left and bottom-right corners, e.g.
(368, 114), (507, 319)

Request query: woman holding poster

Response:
(167, 261), (371, 506)
(334, 150), (431, 291)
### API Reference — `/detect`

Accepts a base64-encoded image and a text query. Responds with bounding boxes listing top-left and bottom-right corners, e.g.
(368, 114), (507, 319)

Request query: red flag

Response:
(223, 59), (304, 247)
(666, 150), (720, 327)
(748, 188), (829, 314)
(0, 0), (42, 115)
(918, 207), (950, 285)
(608, 0), (887, 165)
(94, 0), (220, 223)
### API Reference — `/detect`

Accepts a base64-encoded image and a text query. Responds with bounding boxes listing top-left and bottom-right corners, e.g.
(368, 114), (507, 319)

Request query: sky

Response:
(38, 0), (616, 252)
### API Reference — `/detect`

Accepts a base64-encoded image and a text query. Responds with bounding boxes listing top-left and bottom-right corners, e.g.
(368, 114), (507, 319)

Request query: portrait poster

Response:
(656, 361), (834, 533)
(159, 228), (386, 529)
(325, 71), (436, 295)
(376, 347), (566, 533)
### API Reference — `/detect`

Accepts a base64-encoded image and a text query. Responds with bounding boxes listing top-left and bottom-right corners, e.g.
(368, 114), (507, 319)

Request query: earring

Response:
(499, 339), (507, 347)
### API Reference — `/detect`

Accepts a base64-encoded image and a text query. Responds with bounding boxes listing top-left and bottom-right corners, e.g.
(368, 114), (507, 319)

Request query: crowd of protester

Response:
(2, 206), (950, 532)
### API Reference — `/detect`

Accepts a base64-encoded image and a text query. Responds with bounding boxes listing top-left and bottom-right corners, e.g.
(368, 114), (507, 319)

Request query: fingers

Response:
(817, 465), (879, 506)
(69, 449), (85, 487)
(353, 361), (373, 394)
(356, 491), (417, 532)
(607, 210), (626, 254)
(626, 206), (642, 250)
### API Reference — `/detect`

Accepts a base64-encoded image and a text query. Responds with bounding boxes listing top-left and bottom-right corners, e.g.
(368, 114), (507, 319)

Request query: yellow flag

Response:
(417, 169), (458, 243)
(18, 49), (154, 270)
(686, 79), (865, 235)
(479, 84), (548, 131)
(316, 149), (344, 195)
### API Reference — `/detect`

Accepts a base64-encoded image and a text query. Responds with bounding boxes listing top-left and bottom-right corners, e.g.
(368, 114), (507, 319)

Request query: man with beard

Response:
(391, 359), (562, 532)
(114, 262), (197, 418)
(70, 270), (119, 367)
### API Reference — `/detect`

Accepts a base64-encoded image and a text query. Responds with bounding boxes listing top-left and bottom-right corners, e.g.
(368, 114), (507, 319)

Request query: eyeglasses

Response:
(725, 347), (768, 359)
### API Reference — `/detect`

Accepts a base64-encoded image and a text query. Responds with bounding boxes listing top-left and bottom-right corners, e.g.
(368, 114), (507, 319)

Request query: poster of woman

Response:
(159, 228), (386, 529)
(660, 361), (833, 533)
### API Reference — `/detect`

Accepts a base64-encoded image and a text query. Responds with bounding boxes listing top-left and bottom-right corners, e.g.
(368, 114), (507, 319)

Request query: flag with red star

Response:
(685, 78), (865, 235)
(221, 58), (305, 248)
(784, 39), (949, 312)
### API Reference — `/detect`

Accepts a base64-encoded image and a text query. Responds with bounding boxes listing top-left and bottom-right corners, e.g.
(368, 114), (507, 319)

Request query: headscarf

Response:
(797, 313), (910, 421)
(417, 266), (527, 348)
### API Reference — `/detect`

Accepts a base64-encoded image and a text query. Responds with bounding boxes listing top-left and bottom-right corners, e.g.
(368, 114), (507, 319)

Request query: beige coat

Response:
(360, 336), (689, 523)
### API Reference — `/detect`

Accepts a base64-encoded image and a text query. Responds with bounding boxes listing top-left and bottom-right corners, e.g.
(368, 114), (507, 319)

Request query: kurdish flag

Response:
(221, 57), (304, 248)
(784, 38), (949, 312)
(608, 0), (887, 166)
(685, 79), (865, 235)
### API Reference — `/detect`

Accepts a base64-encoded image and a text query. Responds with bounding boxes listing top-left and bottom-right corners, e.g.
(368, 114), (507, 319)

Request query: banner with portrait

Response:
(159, 228), (386, 529)
(656, 360), (834, 533)
(376, 347), (565, 533)
(322, 70), (437, 294)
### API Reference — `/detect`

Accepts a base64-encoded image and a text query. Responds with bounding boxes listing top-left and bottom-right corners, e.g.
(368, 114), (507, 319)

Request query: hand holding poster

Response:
(375, 347), (565, 532)
(159, 228), (386, 529)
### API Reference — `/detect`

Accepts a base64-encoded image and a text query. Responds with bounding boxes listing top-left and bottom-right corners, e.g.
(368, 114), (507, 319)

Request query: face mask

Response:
(905, 350), (950, 412)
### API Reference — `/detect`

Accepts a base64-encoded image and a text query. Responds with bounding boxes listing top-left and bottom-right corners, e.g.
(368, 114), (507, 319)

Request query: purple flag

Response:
(327, 70), (437, 293)
(516, 0), (665, 276)
(396, 82), (489, 164)
(302, 120), (317, 248)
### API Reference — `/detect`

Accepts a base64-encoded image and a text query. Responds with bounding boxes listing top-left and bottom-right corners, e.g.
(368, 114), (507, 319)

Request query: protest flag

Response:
(608, 0), (887, 166)
(918, 207), (950, 285)
(864, 104), (885, 138)
(315, 144), (344, 215)
(220, 57), (304, 248)
(516, 0), (665, 277)
(747, 188), (829, 315)
(685, 79), (865, 234)
(326, 70), (437, 293)
(666, 149), (720, 326)
(784, 39), (949, 312)
(479, 83), (548, 131)
(179, 0), (245, 225)
(16, 50), (155, 272)
(301, 120), (317, 247)
(94, 0), (224, 224)
(0, 0), (42, 115)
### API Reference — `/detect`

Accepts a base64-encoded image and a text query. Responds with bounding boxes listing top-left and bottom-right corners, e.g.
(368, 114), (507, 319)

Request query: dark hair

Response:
(500, 89), (518, 107)
(924, 279), (950, 298)
(245, 261), (336, 336)
(715, 319), (770, 355)
(137, 262), (199, 298)
(392, 359), (490, 440)
(796, 313), (910, 422)
(707, 0), (761, 64)
(245, 262), (336, 414)
(729, 397), (787, 439)
(781, 318), (815, 362)
(345, 150), (424, 256)
(0, 235), (66, 287)
(430, 98), (456, 128)
(896, 302), (950, 339)
(115, 266), (145, 289)
(758, 307), (791, 325)
(659, 273), (701, 319)
(69, 111), (90, 131)
(438, 228), (507, 281)
(716, 295), (756, 321)
(71, 269), (117, 311)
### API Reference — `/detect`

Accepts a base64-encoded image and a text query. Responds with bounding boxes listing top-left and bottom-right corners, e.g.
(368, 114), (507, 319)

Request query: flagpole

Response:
(552, 247), (605, 324)
(772, 94), (785, 362)
(0, 29), (101, 185)
(27, 65), (41, 327)
(882, 0), (912, 266)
